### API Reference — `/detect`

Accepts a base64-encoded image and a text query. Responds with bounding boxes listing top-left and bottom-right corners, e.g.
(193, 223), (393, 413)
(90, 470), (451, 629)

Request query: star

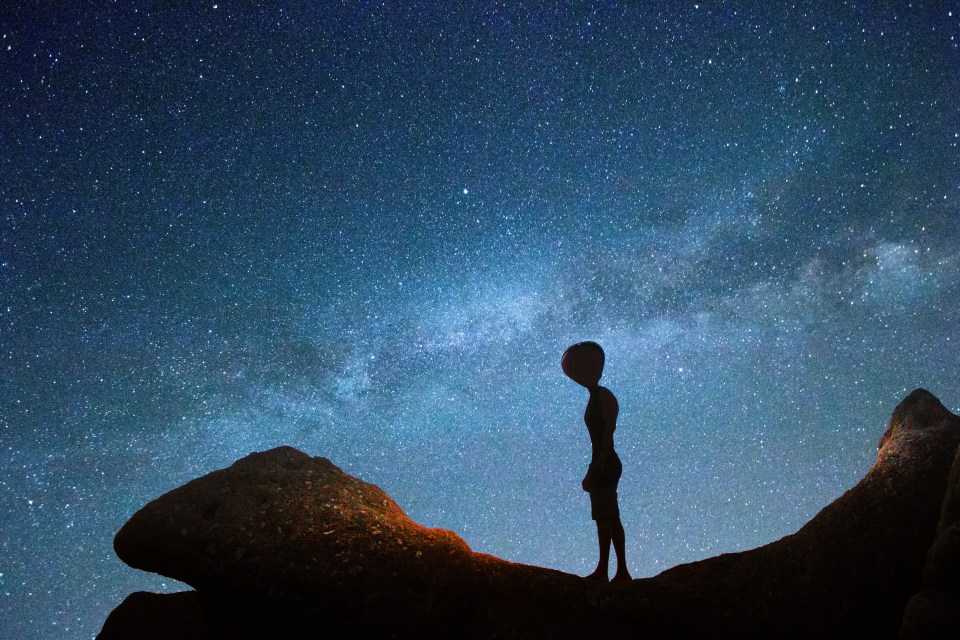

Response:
(2, 4), (958, 638)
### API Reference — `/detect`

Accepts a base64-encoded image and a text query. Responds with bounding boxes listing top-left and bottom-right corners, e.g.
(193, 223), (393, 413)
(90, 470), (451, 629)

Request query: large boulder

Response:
(103, 389), (960, 639)
(98, 592), (204, 640)
(901, 395), (960, 639)
(649, 388), (960, 638)
(109, 445), (643, 639)
(112, 447), (477, 611)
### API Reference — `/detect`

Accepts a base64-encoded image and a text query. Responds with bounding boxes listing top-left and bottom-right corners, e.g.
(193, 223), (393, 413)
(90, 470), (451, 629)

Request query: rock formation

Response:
(643, 388), (960, 639)
(98, 591), (204, 640)
(100, 389), (960, 639)
(901, 394), (960, 639)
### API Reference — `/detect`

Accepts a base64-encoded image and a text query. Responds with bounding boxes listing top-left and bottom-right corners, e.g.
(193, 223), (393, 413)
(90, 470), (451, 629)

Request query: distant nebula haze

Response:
(2, 3), (959, 638)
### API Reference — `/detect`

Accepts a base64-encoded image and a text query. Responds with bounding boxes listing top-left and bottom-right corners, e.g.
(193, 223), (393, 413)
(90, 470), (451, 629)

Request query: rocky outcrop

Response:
(110, 447), (481, 634)
(901, 394), (960, 639)
(98, 592), (204, 640)
(100, 389), (960, 639)
(646, 388), (960, 639)
(107, 445), (635, 639)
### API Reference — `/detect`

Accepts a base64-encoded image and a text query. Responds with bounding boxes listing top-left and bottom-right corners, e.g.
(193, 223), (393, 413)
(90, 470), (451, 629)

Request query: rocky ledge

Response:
(99, 389), (960, 639)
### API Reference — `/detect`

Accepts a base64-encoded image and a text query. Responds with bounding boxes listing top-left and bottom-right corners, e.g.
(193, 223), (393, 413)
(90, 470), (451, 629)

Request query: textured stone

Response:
(900, 393), (960, 639)
(112, 446), (623, 638)
(650, 389), (960, 638)
(105, 390), (960, 639)
(900, 591), (960, 640)
(97, 591), (203, 640)
(114, 446), (483, 632)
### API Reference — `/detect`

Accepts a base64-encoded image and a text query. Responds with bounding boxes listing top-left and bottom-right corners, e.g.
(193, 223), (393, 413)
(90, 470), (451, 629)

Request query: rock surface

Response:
(98, 591), (204, 640)
(645, 388), (960, 639)
(901, 394), (960, 639)
(112, 447), (479, 628)
(108, 445), (629, 638)
(101, 389), (960, 639)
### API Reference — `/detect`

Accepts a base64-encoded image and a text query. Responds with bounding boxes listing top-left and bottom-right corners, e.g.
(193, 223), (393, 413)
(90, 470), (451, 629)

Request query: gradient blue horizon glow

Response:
(2, 3), (959, 638)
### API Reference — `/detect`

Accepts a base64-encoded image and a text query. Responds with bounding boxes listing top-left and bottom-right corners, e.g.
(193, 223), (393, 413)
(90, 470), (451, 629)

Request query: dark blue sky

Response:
(2, 3), (959, 637)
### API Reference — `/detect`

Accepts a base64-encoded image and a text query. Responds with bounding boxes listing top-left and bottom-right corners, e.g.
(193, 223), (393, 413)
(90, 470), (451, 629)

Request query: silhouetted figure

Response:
(561, 341), (631, 584)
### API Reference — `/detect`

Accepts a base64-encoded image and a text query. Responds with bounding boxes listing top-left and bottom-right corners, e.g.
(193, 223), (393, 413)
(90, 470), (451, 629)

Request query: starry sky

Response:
(2, 2), (959, 637)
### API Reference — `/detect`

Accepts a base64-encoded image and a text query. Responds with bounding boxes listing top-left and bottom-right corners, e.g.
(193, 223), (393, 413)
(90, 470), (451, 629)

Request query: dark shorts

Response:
(589, 487), (620, 521)
(587, 455), (622, 521)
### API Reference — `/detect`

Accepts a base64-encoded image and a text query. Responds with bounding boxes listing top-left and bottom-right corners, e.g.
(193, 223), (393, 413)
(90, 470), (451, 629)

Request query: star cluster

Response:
(2, 3), (959, 637)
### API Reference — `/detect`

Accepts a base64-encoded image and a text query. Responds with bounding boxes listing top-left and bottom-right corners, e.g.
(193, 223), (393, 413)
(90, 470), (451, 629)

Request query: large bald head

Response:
(561, 341), (605, 388)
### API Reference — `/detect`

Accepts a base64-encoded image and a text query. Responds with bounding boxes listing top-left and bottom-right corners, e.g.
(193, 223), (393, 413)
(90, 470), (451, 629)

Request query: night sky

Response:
(3, 3), (959, 637)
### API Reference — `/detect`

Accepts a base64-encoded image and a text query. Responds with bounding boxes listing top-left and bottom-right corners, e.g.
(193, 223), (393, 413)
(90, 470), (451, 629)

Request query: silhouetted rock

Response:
(645, 388), (960, 638)
(901, 394), (960, 639)
(113, 446), (481, 635)
(900, 590), (960, 640)
(103, 389), (960, 639)
(110, 445), (641, 638)
(97, 591), (203, 640)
